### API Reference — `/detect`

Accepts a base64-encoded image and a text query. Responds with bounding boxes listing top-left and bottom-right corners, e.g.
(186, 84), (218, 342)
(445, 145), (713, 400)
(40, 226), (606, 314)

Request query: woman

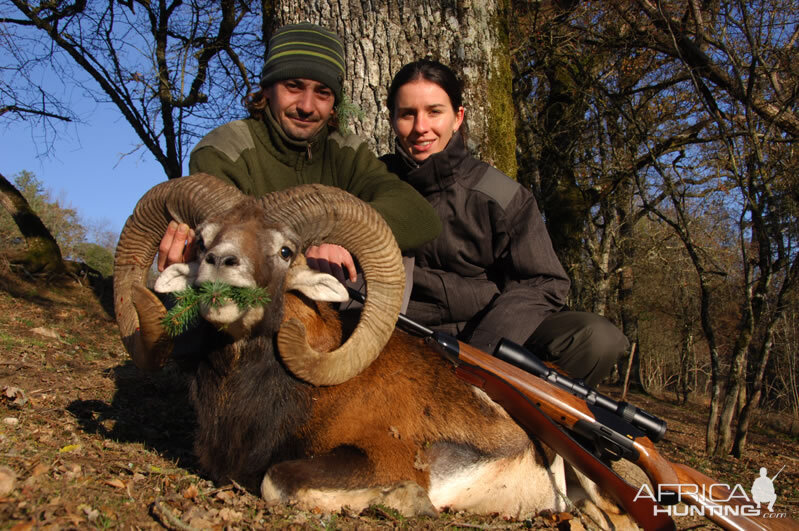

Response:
(380, 60), (627, 387)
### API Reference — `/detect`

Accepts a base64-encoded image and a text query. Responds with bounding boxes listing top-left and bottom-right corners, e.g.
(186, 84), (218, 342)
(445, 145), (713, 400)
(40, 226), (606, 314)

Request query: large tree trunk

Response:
(266, 1), (516, 174)
(0, 172), (65, 275)
(508, 1), (607, 306)
(714, 333), (752, 455)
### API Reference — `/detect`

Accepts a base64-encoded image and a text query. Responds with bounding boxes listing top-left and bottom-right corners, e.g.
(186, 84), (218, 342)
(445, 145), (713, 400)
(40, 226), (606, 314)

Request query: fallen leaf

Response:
(188, 516), (214, 529)
(30, 463), (49, 477)
(1, 386), (27, 408)
(61, 463), (82, 480)
(30, 327), (60, 339)
(218, 507), (243, 522)
(551, 512), (573, 523)
(59, 444), (81, 454)
(64, 513), (84, 526)
(104, 478), (126, 489)
(216, 490), (235, 503)
(9, 521), (34, 531)
(0, 466), (17, 497)
(182, 484), (199, 499)
(79, 503), (99, 522)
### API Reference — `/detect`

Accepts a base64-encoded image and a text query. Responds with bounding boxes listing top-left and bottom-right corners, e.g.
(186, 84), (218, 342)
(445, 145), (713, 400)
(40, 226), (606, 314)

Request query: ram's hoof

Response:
(260, 475), (285, 506)
(380, 481), (438, 518)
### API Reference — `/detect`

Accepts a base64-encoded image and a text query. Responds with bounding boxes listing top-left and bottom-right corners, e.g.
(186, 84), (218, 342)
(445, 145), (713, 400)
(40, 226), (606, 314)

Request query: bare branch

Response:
(0, 104), (72, 122)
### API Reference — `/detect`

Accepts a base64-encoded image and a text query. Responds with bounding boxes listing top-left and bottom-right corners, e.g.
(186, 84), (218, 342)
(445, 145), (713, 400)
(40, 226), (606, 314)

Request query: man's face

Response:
(265, 79), (336, 141)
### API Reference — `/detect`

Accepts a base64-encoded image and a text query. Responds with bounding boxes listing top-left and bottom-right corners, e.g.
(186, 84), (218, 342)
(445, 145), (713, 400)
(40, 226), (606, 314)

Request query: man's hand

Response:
(305, 244), (357, 283)
(157, 221), (195, 272)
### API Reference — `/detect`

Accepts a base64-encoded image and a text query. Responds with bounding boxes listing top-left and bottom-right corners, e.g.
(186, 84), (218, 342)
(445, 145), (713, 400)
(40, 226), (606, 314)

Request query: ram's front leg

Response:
(260, 446), (437, 517)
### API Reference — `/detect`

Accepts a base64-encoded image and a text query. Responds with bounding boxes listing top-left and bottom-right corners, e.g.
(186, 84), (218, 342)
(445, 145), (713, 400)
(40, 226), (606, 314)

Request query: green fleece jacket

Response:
(188, 111), (441, 251)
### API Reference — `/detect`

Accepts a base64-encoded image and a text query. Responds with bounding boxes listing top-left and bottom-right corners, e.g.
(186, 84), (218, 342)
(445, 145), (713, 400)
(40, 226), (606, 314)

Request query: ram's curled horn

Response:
(258, 185), (405, 386)
(114, 174), (246, 370)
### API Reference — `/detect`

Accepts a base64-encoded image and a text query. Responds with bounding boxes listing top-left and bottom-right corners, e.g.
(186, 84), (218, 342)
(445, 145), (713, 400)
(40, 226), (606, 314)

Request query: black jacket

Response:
(380, 133), (570, 353)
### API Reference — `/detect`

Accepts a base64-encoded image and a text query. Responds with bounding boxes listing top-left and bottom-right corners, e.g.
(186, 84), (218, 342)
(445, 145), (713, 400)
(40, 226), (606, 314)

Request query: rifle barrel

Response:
(347, 286), (434, 336)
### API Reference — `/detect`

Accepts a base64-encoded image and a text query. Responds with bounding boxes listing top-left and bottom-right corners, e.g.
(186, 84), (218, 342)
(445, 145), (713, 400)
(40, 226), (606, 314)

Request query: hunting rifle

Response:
(348, 288), (796, 530)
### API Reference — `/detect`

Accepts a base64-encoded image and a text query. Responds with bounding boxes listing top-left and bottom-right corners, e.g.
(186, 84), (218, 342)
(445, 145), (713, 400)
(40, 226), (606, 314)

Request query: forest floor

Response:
(0, 264), (797, 530)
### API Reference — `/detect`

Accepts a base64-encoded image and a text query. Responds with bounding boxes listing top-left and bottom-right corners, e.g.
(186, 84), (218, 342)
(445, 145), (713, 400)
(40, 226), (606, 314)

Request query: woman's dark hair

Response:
(386, 59), (463, 119)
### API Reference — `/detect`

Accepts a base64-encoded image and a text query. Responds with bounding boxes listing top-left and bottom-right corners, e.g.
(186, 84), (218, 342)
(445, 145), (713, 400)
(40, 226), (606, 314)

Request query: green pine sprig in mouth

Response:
(162, 281), (271, 337)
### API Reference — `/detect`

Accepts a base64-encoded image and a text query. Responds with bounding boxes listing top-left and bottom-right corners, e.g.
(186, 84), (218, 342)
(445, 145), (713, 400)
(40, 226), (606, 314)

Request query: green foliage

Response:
(73, 242), (114, 277)
(162, 282), (271, 336)
(0, 171), (85, 255)
(0, 170), (117, 275)
(334, 90), (365, 137)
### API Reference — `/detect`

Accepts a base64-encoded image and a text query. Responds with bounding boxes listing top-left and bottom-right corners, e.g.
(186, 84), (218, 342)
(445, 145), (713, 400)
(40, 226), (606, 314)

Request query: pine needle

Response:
(161, 282), (271, 337)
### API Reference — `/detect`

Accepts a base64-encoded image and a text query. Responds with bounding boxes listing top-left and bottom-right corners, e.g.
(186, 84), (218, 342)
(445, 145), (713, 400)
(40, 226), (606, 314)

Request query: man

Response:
(752, 467), (778, 512)
(159, 22), (441, 279)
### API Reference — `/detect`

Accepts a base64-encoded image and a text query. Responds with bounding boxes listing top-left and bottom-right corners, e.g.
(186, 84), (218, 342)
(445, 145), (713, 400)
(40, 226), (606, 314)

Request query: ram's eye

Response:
(279, 246), (293, 260)
(195, 237), (206, 253)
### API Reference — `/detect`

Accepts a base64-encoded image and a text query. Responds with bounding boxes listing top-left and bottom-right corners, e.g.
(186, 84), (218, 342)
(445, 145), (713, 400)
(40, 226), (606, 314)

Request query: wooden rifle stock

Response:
(447, 338), (798, 531)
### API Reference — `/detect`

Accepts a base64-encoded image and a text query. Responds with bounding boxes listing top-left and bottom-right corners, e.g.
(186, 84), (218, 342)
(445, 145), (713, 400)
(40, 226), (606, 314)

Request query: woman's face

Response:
(391, 79), (464, 163)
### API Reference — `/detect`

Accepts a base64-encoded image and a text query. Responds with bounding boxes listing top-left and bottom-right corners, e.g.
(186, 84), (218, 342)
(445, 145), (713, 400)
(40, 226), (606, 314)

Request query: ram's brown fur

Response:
(302, 333), (537, 486)
(274, 291), (550, 494)
(281, 293), (345, 354)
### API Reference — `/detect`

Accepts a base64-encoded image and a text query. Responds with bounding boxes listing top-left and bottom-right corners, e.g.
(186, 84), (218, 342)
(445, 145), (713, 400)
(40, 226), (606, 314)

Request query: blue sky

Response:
(3, 103), (168, 240)
(1, 3), (261, 243)
(1, 4), (209, 243)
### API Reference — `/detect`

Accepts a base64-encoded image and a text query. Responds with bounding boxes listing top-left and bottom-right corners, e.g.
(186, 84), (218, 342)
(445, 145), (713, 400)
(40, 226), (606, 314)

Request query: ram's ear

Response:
(285, 263), (349, 302)
(154, 262), (199, 293)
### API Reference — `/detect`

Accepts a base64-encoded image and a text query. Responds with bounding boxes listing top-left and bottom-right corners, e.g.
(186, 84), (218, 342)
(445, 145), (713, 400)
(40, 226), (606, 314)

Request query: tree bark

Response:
(714, 331), (752, 455)
(617, 178), (643, 391)
(0, 172), (64, 274)
(678, 328), (695, 404)
(733, 255), (799, 456)
(266, 0), (516, 174)
(701, 281), (723, 455)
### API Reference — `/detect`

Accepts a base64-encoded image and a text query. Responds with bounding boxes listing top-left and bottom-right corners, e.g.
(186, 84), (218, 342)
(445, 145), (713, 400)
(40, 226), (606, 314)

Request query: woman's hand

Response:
(305, 244), (357, 283)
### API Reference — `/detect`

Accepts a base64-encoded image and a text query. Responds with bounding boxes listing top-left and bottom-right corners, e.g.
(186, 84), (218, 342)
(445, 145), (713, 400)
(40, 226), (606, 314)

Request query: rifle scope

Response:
(494, 338), (667, 443)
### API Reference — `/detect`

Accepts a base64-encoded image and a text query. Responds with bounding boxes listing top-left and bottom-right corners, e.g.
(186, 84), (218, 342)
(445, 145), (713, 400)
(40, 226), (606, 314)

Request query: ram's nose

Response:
(204, 252), (240, 268)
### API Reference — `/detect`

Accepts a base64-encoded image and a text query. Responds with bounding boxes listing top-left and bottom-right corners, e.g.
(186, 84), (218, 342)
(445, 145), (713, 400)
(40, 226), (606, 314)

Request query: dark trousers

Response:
(524, 311), (628, 387)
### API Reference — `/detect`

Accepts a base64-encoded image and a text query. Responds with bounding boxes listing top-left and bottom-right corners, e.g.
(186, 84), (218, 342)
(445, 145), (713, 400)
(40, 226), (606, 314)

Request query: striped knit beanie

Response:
(260, 23), (346, 101)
